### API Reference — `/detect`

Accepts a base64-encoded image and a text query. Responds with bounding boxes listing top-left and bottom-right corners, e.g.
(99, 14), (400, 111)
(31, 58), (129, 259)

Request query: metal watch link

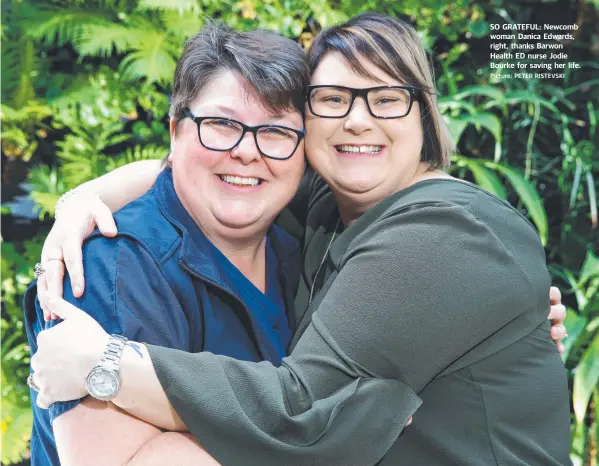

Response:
(85, 334), (128, 401)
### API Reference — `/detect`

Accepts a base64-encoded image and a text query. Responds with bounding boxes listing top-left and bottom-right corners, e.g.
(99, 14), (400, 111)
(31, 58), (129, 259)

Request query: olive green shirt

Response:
(148, 175), (571, 465)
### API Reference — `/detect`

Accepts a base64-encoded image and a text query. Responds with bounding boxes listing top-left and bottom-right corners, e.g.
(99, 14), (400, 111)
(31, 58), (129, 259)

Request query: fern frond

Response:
(107, 144), (168, 170)
(159, 10), (205, 40)
(119, 34), (177, 84)
(0, 103), (52, 122)
(1, 38), (39, 107)
(0, 397), (33, 465)
(0, 45), (20, 98)
(73, 23), (136, 57)
(137, 0), (200, 12)
(24, 7), (114, 46)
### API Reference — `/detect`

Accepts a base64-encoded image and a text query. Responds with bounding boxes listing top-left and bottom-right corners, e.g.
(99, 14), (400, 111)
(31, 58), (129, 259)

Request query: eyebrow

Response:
(197, 104), (236, 116)
(195, 104), (298, 125)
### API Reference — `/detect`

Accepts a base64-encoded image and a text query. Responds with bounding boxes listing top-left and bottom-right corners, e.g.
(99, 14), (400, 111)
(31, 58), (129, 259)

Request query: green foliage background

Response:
(1, 0), (598, 464)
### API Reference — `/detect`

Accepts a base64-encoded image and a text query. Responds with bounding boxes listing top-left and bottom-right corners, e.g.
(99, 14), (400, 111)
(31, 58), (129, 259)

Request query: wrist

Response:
(86, 334), (127, 401)
(55, 186), (101, 220)
(112, 341), (149, 408)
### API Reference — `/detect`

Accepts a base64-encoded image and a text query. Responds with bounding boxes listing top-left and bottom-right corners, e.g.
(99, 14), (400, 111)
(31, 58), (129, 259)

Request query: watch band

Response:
(99, 334), (128, 371)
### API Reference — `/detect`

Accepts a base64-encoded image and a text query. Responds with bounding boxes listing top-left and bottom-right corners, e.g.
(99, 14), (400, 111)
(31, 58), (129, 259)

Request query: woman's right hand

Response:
(38, 195), (118, 320)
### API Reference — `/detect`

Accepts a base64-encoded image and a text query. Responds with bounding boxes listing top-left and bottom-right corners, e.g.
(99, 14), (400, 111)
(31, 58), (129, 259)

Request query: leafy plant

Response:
(1, 0), (598, 464)
(1, 236), (45, 465)
(551, 251), (599, 466)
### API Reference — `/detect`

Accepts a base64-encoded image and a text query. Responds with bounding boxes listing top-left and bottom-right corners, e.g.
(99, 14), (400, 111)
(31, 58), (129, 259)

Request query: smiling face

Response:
(170, 70), (305, 241)
(305, 52), (428, 220)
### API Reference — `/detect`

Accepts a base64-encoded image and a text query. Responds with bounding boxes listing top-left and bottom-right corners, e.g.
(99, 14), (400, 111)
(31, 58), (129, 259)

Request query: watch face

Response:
(87, 368), (119, 400)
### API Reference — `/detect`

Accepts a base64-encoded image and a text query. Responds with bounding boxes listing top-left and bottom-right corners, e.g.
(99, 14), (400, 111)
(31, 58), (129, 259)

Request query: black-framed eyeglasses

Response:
(306, 85), (421, 119)
(182, 109), (305, 160)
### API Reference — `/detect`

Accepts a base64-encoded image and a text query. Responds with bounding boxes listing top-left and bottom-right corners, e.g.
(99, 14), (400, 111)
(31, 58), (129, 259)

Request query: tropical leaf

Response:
(573, 332), (599, 424)
(452, 156), (507, 200)
(137, 0), (200, 11)
(444, 115), (469, 144)
(485, 90), (560, 114)
(0, 103), (52, 122)
(24, 7), (114, 47)
(119, 34), (178, 84)
(444, 112), (502, 162)
(73, 23), (138, 57)
(451, 85), (505, 101)
(484, 162), (548, 245)
(1, 38), (38, 107)
(438, 99), (477, 115)
(107, 145), (168, 171)
(158, 10), (205, 39)
(0, 398), (33, 465)
(562, 310), (588, 361)
(585, 171), (597, 229)
(579, 251), (599, 286)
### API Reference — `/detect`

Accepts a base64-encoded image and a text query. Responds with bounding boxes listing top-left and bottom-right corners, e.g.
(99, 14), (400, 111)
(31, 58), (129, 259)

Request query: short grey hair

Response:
(170, 23), (310, 121)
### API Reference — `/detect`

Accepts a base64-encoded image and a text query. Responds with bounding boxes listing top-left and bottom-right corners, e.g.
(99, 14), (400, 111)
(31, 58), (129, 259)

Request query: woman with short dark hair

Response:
(30, 13), (571, 466)
(25, 24), (309, 466)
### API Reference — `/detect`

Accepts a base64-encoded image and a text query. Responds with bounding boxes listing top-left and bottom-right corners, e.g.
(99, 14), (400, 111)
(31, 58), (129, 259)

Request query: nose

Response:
(343, 96), (374, 134)
(230, 131), (262, 164)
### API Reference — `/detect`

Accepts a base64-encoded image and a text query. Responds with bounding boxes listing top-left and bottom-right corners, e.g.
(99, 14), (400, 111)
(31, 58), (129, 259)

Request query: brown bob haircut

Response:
(307, 13), (454, 168)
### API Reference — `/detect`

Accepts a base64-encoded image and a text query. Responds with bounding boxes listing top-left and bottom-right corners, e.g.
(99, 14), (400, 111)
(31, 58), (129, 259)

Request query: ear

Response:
(169, 117), (177, 154)
(169, 117), (177, 141)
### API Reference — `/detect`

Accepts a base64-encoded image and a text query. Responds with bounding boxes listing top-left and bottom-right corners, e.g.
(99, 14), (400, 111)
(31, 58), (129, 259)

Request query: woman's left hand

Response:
(31, 294), (110, 409)
(548, 286), (567, 354)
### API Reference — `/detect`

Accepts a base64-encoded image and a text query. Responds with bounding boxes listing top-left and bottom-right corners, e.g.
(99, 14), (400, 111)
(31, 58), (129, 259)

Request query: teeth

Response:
(337, 145), (383, 154)
(220, 175), (260, 186)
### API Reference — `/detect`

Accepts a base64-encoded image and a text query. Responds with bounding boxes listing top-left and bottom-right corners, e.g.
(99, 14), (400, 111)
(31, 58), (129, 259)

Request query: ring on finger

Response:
(45, 257), (64, 263)
(34, 263), (46, 278)
(27, 374), (41, 392)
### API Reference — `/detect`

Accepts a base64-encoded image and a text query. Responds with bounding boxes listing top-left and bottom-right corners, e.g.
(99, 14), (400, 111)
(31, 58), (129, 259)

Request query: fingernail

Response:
(74, 285), (82, 296)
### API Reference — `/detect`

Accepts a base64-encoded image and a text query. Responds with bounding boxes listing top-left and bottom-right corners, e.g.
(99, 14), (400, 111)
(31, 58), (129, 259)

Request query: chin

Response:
(215, 212), (262, 230)
(214, 204), (274, 230)
(335, 174), (382, 195)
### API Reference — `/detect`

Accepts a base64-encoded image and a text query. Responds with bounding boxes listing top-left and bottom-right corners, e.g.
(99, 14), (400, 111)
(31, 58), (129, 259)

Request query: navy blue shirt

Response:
(23, 169), (300, 466)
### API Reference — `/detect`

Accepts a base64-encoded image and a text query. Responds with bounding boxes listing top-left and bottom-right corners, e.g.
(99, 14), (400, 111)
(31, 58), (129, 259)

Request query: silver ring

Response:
(33, 263), (46, 278)
(27, 374), (40, 392)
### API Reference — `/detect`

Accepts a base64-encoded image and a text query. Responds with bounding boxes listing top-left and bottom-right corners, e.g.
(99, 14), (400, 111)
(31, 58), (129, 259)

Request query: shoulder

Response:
(306, 172), (336, 219)
(340, 179), (543, 268)
(88, 188), (181, 266)
(268, 224), (300, 263)
(363, 178), (537, 243)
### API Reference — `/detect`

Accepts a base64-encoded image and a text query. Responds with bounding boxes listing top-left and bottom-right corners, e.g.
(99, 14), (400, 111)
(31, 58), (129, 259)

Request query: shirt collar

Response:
(154, 168), (299, 285)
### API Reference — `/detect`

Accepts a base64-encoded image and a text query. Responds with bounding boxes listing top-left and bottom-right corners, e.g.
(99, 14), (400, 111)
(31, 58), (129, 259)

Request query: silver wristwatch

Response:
(86, 334), (128, 401)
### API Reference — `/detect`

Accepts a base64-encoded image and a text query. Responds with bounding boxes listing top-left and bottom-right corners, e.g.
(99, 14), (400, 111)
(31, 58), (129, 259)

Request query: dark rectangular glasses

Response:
(183, 109), (305, 160)
(306, 85), (421, 119)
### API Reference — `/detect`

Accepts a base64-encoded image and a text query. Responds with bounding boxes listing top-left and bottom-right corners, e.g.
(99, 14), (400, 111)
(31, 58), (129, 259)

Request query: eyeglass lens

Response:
(309, 87), (412, 118)
(199, 119), (299, 159)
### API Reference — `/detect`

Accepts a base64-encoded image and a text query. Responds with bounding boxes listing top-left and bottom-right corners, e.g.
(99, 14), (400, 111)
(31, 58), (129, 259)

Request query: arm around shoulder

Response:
(64, 159), (163, 213)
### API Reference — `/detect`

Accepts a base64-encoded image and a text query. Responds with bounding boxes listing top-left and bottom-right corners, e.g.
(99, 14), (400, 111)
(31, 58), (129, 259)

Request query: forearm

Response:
(127, 432), (221, 466)
(53, 398), (162, 466)
(65, 160), (163, 212)
(113, 342), (187, 431)
(144, 335), (420, 465)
